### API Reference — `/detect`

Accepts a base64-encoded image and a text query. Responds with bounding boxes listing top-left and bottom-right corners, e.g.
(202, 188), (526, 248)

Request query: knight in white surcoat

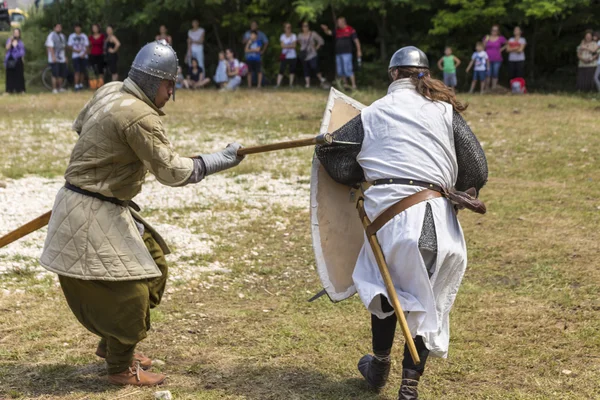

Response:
(316, 46), (488, 399)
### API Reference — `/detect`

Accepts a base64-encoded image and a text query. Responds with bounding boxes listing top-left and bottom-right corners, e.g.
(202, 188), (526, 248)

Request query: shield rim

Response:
(310, 88), (366, 302)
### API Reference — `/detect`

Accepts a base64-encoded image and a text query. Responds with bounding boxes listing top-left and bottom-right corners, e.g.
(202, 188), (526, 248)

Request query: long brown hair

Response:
(393, 67), (468, 113)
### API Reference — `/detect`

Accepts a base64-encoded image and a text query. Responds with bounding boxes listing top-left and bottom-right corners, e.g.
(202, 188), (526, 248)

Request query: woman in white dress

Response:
(316, 46), (488, 400)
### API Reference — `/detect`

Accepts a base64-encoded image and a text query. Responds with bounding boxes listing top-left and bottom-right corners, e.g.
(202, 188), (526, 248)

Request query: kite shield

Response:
(310, 88), (366, 302)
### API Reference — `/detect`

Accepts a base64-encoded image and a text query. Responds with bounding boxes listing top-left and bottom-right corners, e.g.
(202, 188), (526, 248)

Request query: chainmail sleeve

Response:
(315, 115), (365, 186)
(453, 111), (488, 195)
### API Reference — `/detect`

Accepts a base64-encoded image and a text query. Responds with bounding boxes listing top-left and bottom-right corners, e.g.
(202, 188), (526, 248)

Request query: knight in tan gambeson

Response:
(40, 40), (245, 386)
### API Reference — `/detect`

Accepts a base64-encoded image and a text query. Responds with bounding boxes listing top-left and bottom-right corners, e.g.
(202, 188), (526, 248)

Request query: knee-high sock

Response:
(402, 336), (429, 374)
(371, 296), (397, 357)
(371, 296), (430, 374)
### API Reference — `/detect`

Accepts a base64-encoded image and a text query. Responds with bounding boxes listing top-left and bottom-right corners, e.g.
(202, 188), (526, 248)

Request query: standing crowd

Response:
(43, 22), (121, 93)
(436, 25), (528, 94)
(4, 19), (600, 93)
(26, 17), (363, 94)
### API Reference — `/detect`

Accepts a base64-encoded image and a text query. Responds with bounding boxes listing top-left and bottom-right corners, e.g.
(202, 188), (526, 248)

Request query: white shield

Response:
(310, 88), (366, 302)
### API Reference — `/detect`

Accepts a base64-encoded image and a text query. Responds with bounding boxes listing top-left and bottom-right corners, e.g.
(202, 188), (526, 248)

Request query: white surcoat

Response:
(353, 79), (467, 358)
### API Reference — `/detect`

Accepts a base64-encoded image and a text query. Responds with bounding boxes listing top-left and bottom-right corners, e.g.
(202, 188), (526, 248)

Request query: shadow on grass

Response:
(186, 362), (383, 400)
(0, 362), (118, 397)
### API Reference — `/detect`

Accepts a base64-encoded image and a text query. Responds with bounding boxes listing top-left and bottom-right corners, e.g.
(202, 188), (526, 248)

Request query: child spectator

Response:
(244, 30), (263, 88)
(186, 58), (211, 89)
(214, 51), (228, 88)
(67, 23), (89, 91)
(466, 42), (489, 94)
(437, 46), (461, 91)
(224, 48), (242, 91)
(176, 66), (189, 89)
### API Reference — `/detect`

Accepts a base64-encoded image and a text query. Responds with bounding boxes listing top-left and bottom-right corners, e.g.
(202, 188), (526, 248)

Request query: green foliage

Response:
(294, 0), (329, 21)
(516, 0), (590, 19)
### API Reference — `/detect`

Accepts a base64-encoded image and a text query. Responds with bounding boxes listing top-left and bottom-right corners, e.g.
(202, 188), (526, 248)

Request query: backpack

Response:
(510, 77), (527, 94)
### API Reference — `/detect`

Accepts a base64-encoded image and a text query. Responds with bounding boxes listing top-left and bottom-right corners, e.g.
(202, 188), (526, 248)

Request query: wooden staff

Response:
(357, 198), (420, 365)
(0, 133), (352, 249)
(237, 133), (333, 156)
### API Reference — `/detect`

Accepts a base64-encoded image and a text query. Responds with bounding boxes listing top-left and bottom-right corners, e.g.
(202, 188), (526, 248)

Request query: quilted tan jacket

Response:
(40, 79), (194, 281)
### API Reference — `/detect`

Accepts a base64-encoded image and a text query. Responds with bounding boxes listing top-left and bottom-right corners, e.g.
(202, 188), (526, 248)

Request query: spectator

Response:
(176, 66), (188, 89)
(507, 26), (527, 80)
(243, 21), (269, 55)
(156, 25), (173, 45)
(224, 48), (241, 91)
(482, 25), (506, 91)
(595, 32), (600, 92)
(104, 25), (120, 82)
(214, 50), (228, 89)
(321, 17), (362, 90)
(466, 41), (489, 94)
(298, 21), (327, 88)
(577, 30), (598, 91)
(276, 22), (297, 88)
(68, 23), (89, 91)
(187, 19), (205, 71)
(437, 46), (461, 91)
(4, 28), (26, 94)
(45, 23), (67, 94)
(88, 23), (105, 80)
(186, 58), (211, 89)
(244, 30), (263, 88)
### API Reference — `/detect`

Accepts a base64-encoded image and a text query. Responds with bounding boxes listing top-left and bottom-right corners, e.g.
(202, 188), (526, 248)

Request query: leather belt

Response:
(64, 182), (141, 212)
(360, 189), (442, 237)
(370, 178), (444, 194)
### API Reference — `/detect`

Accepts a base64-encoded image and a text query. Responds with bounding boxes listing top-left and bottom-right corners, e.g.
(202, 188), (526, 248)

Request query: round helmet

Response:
(388, 46), (429, 70)
(129, 39), (178, 102)
(131, 39), (178, 81)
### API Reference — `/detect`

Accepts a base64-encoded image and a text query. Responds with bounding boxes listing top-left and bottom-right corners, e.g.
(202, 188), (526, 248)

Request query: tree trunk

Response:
(330, 4), (337, 29)
(379, 12), (388, 62)
(213, 23), (223, 50)
(529, 19), (538, 84)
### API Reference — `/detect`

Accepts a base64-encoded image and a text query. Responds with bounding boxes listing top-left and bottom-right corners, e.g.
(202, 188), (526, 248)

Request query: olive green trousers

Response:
(59, 231), (168, 374)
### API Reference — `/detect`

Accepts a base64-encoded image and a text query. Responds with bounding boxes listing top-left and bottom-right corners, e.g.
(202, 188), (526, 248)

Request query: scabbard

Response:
(356, 198), (420, 365)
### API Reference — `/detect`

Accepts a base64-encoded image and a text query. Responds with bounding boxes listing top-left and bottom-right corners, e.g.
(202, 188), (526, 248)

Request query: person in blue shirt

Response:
(244, 30), (263, 88)
(242, 21), (269, 53)
(243, 21), (268, 87)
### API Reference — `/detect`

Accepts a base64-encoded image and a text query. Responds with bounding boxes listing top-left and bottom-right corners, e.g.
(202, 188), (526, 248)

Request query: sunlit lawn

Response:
(0, 88), (599, 399)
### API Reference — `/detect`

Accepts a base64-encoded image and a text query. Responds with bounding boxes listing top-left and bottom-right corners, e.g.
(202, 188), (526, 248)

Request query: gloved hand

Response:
(200, 143), (245, 175)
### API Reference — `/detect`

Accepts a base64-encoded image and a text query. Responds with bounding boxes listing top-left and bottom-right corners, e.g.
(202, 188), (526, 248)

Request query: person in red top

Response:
(321, 17), (362, 90)
(88, 24), (105, 78)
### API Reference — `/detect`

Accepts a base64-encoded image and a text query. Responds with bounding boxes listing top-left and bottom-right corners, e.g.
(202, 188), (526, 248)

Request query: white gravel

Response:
(0, 170), (309, 281)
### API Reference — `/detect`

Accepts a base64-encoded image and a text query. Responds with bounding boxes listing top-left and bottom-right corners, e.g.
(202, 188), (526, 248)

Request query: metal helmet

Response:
(131, 39), (178, 81)
(388, 46), (429, 70)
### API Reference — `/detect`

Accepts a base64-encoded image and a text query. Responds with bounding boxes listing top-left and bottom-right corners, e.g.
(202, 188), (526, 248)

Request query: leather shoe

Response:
(108, 362), (166, 386)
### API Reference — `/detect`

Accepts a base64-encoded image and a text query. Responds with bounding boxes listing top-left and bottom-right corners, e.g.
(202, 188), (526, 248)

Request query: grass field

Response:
(0, 88), (599, 400)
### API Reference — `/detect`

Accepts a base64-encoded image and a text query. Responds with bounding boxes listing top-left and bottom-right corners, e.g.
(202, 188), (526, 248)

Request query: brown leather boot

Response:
(95, 344), (153, 370)
(108, 362), (166, 386)
(398, 369), (421, 400)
